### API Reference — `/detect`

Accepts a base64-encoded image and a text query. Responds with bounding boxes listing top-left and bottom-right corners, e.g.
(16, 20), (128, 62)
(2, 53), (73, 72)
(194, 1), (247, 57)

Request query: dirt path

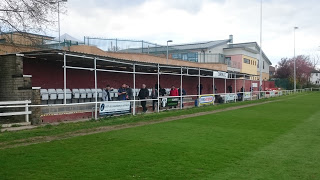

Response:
(0, 100), (280, 150)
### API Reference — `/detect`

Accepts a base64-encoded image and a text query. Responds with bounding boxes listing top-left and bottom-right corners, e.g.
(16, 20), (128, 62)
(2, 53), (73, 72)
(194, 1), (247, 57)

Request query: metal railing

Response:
(0, 100), (31, 122)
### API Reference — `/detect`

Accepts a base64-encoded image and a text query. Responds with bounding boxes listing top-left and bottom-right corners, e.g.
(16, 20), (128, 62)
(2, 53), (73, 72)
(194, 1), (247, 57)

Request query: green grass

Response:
(0, 95), (292, 144)
(1, 92), (320, 179)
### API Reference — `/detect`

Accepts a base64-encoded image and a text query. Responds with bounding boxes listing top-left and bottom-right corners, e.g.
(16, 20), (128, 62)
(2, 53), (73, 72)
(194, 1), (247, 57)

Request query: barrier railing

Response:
(0, 100), (31, 122)
(0, 88), (316, 123)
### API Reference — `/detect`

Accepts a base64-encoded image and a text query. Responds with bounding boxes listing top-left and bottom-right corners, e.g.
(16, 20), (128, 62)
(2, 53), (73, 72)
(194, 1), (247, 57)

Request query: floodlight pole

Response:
(167, 40), (172, 64)
(259, 0), (263, 98)
(58, 2), (60, 49)
(50, 0), (67, 49)
(294, 27), (299, 92)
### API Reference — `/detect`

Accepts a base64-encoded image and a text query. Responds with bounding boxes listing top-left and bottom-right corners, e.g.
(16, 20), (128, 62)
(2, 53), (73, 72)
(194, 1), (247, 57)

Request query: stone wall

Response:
(0, 55), (41, 124)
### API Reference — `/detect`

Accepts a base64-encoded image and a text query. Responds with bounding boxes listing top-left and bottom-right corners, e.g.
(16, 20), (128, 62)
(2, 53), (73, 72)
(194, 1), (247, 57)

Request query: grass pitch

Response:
(0, 93), (320, 179)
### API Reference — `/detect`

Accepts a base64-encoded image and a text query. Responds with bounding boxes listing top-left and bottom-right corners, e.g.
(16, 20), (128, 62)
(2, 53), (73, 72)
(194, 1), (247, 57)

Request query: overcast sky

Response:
(53, 0), (320, 65)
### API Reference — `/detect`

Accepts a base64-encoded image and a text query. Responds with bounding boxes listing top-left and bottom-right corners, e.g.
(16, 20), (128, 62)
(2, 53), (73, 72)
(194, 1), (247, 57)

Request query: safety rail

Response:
(0, 100), (31, 122)
(1, 89), (315, 122)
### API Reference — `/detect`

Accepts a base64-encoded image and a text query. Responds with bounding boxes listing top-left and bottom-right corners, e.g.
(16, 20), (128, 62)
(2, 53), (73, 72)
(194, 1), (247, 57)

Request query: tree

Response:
(0, 0), (65, 41)
(275, 55), (314, 88)
(311, 54), (320, 69)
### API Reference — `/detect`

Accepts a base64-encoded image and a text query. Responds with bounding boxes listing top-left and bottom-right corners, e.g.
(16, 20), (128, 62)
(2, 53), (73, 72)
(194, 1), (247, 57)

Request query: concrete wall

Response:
(0, 55), (41, 124)
(242, 55), (258, 75)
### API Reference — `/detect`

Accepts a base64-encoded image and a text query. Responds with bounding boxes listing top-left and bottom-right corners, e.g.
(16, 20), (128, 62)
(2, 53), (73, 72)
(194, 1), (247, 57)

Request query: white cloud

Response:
(52, 0), (320, 65)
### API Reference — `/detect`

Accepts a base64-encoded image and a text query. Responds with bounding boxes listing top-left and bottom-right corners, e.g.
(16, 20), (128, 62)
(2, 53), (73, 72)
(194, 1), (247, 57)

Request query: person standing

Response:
(170, 85), (179, 108)
(138, 84), (149, 112)
(126, 84), (133, 100)
(151, 86), (158, 111)
(170, 85), (179, 96)
(102, 85), (113, 101)
(228, 84), (233, 93)
(118, 83), (127, 101)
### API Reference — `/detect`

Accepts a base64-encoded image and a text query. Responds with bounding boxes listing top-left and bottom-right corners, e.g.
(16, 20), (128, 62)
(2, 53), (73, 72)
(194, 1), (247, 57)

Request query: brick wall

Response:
(0, 55), (41, 124)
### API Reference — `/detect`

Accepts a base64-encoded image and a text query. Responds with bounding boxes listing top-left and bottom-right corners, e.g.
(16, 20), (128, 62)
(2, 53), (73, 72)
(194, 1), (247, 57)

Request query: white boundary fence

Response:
(0, 100), (31, 122)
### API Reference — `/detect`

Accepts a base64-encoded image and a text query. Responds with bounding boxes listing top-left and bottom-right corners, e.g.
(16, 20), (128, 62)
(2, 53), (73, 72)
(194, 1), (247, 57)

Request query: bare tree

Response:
(0, 0), (65, 44)
(311, 54), (320, 70)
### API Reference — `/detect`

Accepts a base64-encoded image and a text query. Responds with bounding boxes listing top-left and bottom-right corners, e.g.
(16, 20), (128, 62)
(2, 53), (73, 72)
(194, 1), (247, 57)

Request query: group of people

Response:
(102, 83), (133, 101)
(102, 83), (188, 113)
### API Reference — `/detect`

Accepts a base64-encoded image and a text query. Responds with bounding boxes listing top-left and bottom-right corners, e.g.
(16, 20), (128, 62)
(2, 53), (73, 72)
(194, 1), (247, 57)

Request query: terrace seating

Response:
(79, 89), (86, 99)
(48, 89), (57, 100)
(72, 89), (80, 99)
(55, 89), (72, 100)
(85, 89), (93, 99)
(56, 89), (64, 100)
(66, 89), (72, 99)
(92, 89), (103, 99)
(40, 89), (49, 100)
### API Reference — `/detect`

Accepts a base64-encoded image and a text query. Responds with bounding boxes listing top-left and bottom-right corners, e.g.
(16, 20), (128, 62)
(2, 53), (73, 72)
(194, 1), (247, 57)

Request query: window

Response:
(244, 58), (250, 64)
(172, 53), (198, 62)
(263, 61), (265, 69)
(316, 73), (318, 76)
(257, 60), (259, 68)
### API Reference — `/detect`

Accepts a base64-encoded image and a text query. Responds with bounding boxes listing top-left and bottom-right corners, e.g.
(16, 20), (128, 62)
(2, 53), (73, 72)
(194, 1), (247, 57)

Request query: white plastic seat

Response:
(48, 89), (57, 100)
(79, 89), (87, 99)
(92, 89), (103, 98)
(148, 89), (152, 96)
(85, 89), (93, 98)
(165, 88), (171, 95)
(40, 89), (49, 100)
(56, 89), (64, 100)
(66, 89), (72, 99)
(72, 89), (80, 99)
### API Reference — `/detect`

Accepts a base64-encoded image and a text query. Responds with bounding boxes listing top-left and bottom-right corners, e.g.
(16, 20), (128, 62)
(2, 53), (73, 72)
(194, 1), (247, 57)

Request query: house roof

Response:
(311, 69), (320, 73)
(224, 42), (272, 65)
(55, 33), (82, 42)
(169, 39), (231, 51)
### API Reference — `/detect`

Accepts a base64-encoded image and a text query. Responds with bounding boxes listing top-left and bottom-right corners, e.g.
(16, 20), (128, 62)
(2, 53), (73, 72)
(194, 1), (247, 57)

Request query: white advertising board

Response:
(225, 94), (236, 101)
(100, 101), (131, 116)
(244, 92), (251, 99)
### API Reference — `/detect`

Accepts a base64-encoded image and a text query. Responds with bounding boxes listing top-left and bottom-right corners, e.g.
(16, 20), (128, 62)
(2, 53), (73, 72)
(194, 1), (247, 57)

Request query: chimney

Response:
(229, 35), (233, 43)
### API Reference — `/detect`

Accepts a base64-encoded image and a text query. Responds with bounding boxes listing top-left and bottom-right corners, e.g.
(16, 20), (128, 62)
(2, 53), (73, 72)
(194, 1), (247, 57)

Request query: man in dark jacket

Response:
(126, 84), (133, 100)
(118, 84), (127, 101)
(228, 84), (233, 93)
(138, 84), (149, 112)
